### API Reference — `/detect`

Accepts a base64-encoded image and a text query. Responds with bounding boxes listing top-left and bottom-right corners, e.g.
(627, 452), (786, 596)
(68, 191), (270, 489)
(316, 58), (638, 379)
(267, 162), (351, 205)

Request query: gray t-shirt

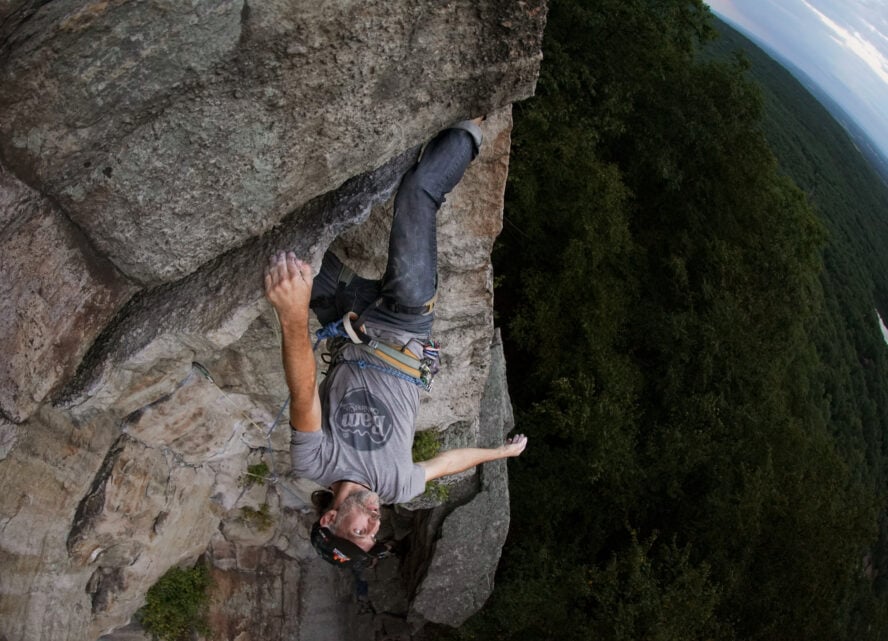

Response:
(289, 324), (427, 504)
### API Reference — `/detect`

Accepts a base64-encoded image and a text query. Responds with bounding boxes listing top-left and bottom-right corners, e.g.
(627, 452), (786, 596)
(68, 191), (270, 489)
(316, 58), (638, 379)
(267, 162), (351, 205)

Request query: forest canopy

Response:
(443, 1), (888, 640)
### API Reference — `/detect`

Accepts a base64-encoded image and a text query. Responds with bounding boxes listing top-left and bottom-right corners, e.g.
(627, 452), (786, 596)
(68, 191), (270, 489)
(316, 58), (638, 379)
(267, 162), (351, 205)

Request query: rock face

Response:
(1, 0), (543, 287)
(410, 330), (515, 627)
(0, 166), (136, 422)
(0, 2), (545, 640)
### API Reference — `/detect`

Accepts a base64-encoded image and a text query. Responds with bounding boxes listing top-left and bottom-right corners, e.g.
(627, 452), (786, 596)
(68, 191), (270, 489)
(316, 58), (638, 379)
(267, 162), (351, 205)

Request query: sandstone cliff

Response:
(0, 2), (545, 639)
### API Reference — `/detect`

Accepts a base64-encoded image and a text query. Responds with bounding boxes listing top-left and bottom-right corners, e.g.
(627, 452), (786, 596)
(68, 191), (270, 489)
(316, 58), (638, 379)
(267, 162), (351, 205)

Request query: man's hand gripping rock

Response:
(264, 251), (323, 432)
(265, 251), (313, 326)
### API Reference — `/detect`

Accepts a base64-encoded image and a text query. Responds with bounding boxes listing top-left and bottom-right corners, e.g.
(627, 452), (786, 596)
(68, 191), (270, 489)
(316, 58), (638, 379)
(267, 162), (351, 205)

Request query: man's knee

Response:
(397, 168), (444, 209)
(411, 127), (479, 200)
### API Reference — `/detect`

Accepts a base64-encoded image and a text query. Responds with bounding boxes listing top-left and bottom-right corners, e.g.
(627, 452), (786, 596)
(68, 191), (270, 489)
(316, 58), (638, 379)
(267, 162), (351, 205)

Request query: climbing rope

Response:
(313, 318), (346, 350)
(190, 361), (306, 506)
(333, 356), (433, 388)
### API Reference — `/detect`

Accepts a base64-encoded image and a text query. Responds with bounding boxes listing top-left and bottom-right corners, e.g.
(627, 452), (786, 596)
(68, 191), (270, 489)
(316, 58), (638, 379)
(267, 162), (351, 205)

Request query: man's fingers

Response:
(269, 251), (285, 268)
(265, 251), (312, 291)
(284, 251), (312, 281)
(265, 252), (284, 278)
(284, 252), (297, 278)
(504, 434), (528, 456)
(265, 253), (286, 286)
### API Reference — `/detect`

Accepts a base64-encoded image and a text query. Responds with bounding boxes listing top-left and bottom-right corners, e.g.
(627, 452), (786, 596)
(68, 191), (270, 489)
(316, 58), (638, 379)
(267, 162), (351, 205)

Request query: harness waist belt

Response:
(342, 313), (423, 379)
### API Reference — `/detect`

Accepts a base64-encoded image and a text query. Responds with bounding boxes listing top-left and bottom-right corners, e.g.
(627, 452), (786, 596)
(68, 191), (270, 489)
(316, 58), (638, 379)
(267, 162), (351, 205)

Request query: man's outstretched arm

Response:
(418, 434), (528, 482)
(265, 251), (322, 432)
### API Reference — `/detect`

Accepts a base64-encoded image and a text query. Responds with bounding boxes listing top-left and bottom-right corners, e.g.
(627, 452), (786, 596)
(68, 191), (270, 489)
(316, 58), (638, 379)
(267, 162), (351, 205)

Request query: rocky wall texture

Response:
(0, 2), (545, 639)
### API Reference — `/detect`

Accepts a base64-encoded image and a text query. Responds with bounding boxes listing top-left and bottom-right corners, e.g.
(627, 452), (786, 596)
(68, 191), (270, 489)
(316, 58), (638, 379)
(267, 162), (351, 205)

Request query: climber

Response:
(264, 119), (528, 569)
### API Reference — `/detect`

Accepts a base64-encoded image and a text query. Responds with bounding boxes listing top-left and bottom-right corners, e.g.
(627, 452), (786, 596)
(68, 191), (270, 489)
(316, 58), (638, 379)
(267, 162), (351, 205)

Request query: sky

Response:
(706, 0), (888, 159)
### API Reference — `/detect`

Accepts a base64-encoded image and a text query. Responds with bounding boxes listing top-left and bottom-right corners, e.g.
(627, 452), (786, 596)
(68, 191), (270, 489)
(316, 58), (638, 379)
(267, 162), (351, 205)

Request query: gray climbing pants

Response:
(310, 124), (480, 337)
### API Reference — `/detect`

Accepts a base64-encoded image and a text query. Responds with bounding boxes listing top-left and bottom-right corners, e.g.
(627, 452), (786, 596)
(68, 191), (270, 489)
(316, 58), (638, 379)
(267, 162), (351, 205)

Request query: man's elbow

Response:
(418, 459), (445, 483)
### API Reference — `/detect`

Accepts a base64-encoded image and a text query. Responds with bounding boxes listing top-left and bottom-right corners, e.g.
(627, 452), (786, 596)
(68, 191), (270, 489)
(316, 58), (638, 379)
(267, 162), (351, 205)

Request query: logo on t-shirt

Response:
(334, 388), (394, 451)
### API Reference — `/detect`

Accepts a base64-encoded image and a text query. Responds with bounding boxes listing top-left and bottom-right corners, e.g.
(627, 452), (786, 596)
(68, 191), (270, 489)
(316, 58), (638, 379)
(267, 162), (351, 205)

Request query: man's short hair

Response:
(310, 521), (390, 569)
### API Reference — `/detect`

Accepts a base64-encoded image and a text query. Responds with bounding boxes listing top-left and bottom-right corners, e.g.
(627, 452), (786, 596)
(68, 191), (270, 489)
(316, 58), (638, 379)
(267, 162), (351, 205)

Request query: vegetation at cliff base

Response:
(447, 1), (888, 640)
(240, 502), (274, 531)
(413, 430), (451, 500)
(138, 562), (211, 641)
(412, 429), (442, 462)
(238, 461), (271, 488)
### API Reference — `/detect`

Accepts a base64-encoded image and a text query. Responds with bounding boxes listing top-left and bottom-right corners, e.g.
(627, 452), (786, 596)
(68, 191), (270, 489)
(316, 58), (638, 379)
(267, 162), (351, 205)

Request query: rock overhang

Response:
(0, 1), (546, 639)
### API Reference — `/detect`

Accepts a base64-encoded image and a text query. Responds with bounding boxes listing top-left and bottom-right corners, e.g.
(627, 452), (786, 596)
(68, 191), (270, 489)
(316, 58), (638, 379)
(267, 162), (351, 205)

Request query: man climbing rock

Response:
(264, 119), (528, 568)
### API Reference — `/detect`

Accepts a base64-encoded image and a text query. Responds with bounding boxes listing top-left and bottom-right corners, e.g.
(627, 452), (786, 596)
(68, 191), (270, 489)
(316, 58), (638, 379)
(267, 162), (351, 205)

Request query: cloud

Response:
(801, 0), (888, 85)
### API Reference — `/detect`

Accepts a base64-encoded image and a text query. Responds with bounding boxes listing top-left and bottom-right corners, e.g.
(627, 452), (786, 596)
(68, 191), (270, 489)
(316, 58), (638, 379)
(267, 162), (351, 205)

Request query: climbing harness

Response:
(310, 257), (441, 390)
(313, 312), (440, 391)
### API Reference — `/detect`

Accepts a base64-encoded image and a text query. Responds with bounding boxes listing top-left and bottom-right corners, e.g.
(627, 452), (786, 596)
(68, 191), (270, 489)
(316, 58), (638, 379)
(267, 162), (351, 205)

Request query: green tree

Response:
(455, 0), (888, 639)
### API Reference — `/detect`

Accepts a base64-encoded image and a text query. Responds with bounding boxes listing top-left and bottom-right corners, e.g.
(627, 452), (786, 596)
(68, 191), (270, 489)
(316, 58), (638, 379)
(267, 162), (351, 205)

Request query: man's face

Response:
(328, 490), (381, 551)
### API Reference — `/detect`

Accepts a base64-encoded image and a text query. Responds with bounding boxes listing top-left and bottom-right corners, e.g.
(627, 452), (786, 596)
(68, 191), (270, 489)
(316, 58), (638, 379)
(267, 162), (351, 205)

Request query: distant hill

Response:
(704, 15), (888, 603)
(778, 61), (888, 185)
(711, 16), (888, 185)
(771, 54), (888, 185)
(705, 17), (888, 316)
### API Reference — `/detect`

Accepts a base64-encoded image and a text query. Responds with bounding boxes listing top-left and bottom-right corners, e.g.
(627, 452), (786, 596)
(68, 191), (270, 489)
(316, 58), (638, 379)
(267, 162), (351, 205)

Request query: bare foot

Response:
(264, 251), (313, 323)
(500, 433), (528, 457)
